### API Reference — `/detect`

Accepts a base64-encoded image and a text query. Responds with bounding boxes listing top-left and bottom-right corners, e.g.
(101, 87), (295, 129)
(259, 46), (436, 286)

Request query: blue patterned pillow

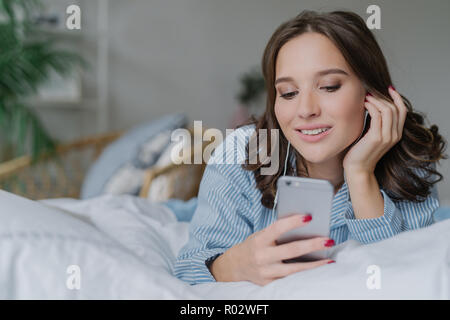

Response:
(80, 113), (188, 199)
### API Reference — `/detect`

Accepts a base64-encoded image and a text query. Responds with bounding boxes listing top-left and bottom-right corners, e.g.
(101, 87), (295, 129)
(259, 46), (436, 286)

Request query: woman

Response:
(173, 10), (447, 286)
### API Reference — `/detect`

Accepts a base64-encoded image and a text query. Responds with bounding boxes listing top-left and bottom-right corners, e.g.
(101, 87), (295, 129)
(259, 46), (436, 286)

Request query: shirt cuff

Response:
(173, 249), (225, 285)
(344, 189), (403, 244)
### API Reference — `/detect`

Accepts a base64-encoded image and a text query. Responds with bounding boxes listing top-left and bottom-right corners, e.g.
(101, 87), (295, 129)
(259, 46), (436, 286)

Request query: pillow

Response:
(102, 129), (172, 195)
(134, 129), (173, 168)
(102, 163), (146, 196)
(80, 113), (187, 199)
(145, 133), (199, 202)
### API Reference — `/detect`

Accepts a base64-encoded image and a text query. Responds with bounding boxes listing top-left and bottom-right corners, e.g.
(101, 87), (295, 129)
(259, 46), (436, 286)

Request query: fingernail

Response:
(327, 260), (336, 264)
(366, 92), (373, 97)
(389, 85), (396, 91)
(302, 214), (312, 223)
(364, 98), (368, 102)
(324, 239), (335, 247)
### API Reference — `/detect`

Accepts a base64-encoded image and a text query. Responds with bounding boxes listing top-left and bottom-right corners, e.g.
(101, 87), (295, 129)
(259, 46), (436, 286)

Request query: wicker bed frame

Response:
(0, 127), (207, 201)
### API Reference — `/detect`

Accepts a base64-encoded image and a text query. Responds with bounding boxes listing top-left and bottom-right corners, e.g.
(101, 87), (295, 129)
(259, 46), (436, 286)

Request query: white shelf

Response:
(32, 0), (110, 134)
(35, 27), (84, 38)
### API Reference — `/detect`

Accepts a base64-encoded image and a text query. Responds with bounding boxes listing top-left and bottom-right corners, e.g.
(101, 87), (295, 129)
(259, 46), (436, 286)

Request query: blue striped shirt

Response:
(173, 125), (440, 285)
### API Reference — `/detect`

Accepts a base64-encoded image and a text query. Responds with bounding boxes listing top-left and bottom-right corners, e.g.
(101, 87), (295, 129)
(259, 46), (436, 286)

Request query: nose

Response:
(296, 88), (320, 119)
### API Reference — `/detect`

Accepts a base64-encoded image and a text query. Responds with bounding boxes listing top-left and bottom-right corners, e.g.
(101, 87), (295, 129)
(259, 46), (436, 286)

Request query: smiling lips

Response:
(295, 126), (333, 142)
(299, 127), (330, 135)
(295, 123), (332, 131)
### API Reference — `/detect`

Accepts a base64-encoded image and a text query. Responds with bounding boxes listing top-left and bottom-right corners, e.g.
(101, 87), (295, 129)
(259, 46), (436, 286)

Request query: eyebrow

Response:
(274, 68), (349, 85)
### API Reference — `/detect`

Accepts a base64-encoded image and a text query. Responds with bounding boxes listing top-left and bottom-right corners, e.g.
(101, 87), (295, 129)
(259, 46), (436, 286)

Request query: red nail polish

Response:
(324, 239), (335, 247)
(389, 85), (396, 91)
(327, 260), (336, 264)
(366, 92), (373, 97)
(302, 214), (312, 222)
(364, 98), (368, 102)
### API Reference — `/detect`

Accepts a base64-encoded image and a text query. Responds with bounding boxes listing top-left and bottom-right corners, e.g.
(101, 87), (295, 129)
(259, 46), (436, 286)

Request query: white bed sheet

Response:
(0, 190), (449, 299)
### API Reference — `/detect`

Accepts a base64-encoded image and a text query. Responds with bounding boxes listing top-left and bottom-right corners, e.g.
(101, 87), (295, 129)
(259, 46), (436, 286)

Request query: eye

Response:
(279, 84), (341, 99)
(279, 91), (298, 100)
(322, 84), (341, 92)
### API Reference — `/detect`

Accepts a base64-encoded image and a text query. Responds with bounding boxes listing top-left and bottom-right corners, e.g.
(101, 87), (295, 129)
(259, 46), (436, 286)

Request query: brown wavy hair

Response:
(238, 10), (447, 209)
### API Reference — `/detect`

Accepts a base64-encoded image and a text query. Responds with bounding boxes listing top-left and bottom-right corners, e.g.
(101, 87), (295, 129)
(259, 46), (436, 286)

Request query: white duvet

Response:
(0, 190), (449, 299)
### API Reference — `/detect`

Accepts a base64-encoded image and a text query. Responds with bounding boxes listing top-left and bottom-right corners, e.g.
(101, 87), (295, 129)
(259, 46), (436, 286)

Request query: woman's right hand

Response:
(209, 214), (335, 286)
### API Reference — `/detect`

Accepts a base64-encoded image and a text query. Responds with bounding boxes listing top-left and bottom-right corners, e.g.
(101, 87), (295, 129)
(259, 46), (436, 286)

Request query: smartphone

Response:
(275, 176), (334, 262)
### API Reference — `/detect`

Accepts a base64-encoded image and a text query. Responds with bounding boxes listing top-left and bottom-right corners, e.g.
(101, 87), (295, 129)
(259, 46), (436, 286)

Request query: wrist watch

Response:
(205, 253), (222, 271)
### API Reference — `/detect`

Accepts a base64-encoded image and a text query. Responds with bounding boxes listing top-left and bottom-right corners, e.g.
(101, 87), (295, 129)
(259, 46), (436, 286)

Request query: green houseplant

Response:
(236, 66), (265, 107)
(0, 0), (84, 162)
(231, 66), (265, 127)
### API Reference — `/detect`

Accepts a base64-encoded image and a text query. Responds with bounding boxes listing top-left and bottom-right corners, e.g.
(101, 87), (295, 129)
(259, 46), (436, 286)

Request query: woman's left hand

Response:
(342, 86), (408, 175)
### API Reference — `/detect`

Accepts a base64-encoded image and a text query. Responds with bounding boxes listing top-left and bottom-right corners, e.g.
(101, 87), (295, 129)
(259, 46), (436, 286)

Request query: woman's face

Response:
(274, 32), (367, 165)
